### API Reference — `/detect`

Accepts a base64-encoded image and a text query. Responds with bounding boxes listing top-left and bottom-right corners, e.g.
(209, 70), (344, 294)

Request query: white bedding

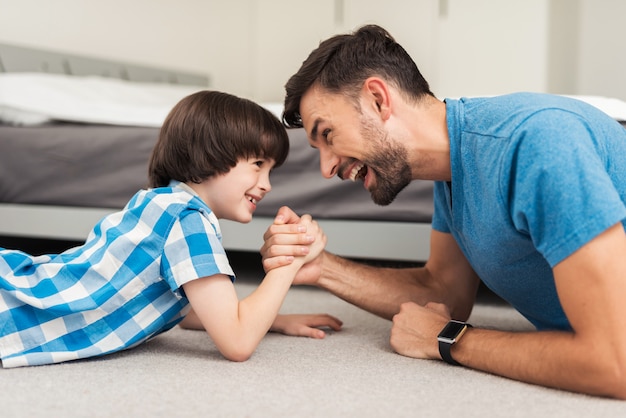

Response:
(0, 73), (204, 127)
(562, 95), (626, 121)
(1, 72), (626, 127)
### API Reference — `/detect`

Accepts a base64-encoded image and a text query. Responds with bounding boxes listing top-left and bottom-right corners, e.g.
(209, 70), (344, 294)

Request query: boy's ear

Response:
(362, 77), (392, 121)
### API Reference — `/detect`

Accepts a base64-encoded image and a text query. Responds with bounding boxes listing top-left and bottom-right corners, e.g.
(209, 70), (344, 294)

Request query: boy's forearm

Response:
(239, 260), (302, 323)
(225, 261), (303, 357)
(184, 261), (305, 361)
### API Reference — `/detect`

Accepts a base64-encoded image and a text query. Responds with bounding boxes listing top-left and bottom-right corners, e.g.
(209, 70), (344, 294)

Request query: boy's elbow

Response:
(209, 328), (261, 362)
(606, 363), (626, 400)
(221, 346), (254, 362)
(216, 338), (257, 362)
(225, 352), (253, 363)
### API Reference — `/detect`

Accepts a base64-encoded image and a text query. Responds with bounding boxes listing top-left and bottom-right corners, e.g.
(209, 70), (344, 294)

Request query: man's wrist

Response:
(437, 320), (472, 366)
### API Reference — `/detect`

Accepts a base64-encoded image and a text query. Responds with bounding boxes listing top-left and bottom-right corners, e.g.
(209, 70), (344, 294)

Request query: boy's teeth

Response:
(349, 163), (365, 181)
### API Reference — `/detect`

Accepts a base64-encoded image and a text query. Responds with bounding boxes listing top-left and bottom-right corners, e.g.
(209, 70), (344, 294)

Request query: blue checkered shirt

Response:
(0, 181), (234, 367)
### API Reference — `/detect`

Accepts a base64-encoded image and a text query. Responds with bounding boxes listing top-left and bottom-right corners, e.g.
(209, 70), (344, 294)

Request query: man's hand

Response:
(298, 214), (327, 264)
(390, 301), (451, 360)
(270, 313), (343, 339)
(261, 206), (326, 285)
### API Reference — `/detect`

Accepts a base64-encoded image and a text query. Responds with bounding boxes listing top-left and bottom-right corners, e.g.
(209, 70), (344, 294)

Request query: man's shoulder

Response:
(466, 92), (616, 123)
(458, 92), (616, 137)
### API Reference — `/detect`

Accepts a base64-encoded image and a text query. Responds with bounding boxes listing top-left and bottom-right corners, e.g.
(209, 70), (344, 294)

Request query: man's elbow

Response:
(588, 356), (626, 399)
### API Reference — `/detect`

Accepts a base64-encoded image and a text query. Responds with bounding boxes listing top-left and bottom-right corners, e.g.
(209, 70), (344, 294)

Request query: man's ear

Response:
(362, 77), (392, 121)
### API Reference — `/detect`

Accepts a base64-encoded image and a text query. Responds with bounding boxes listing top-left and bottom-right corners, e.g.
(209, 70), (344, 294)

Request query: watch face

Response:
(438, 320), (467, 340)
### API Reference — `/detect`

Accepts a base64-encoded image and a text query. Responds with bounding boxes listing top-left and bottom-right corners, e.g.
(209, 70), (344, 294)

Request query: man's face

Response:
(299, 85), (411, 205)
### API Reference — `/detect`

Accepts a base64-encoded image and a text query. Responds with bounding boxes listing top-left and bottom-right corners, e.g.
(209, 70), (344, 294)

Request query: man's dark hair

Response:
(149, 90), (289, 188)
(283, 24), (434, 129)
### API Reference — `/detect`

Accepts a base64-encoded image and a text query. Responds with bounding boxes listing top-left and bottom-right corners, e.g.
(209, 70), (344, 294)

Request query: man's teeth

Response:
(248, 197), (257, 204)
(349, 162), (365, 182)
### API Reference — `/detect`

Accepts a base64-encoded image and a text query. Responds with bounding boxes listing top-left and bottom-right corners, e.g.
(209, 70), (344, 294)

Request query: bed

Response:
(2, 44), (626, 263)
(0, 42), (436, 262)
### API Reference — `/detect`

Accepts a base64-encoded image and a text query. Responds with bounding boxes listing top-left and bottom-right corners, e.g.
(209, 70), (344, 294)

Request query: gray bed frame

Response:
(0, 43), (431, 262)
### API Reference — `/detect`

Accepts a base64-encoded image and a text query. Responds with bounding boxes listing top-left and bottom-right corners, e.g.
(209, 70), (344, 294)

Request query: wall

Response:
(547, 0), (580, 95)
(0, 0), (216, 78)
(434, 0), (550, 98)
(577, 0), (626, 101)
(0, 0), (624, 102)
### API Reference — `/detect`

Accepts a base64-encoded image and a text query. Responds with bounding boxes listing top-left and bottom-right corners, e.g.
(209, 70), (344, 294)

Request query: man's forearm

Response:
(453, 327), (626, 399)
(318, 252), (438, 320)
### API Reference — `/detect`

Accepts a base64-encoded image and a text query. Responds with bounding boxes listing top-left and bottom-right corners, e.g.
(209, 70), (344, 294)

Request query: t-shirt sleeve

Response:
(160, 208), (235, 294)
(508, 111), (626, 267)
(431, 182), (452, 234)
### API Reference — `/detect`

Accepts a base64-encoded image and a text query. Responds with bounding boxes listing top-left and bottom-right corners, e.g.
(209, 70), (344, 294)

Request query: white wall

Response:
(547, 0), (580, 95)
(1, 0), (625, 102)
(0, 0), (216, 77)
(342, 0), (440, 95)
(577, 0), (626, 101)
(434, 0), (550, 98)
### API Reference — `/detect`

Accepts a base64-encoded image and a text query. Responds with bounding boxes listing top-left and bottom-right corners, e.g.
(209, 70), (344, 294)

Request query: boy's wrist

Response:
(291, 256), (306, 267)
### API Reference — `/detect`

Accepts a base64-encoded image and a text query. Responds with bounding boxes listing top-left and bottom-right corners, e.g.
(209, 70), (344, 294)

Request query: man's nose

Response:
(319, 148), (339, 179)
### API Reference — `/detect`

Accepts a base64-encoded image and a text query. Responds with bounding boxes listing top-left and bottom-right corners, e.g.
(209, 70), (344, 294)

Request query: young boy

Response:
(0, 90), (342, 367)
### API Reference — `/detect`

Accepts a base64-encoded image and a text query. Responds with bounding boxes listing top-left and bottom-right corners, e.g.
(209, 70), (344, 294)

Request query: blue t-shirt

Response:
(433, 93), (626, 330)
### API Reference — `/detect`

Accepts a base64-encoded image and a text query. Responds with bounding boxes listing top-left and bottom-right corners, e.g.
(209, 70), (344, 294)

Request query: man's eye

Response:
(322, 128), (333, 145)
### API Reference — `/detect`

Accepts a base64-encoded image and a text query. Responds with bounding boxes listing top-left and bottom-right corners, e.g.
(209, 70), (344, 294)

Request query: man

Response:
(260, 24), (626, 398)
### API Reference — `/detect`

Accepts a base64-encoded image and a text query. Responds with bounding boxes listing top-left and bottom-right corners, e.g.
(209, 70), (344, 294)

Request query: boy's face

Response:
(191, 157), (275, 223)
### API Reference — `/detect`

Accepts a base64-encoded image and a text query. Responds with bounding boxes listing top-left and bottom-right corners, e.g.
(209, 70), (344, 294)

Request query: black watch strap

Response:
(438, 339), (461, 366)
(437, 321), (472, 366)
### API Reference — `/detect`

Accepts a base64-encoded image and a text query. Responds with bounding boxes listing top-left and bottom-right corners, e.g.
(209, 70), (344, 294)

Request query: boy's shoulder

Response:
(122, 184), (215, 230)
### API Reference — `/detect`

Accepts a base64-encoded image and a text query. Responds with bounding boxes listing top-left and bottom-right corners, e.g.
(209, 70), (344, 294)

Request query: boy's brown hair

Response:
(149, 90), (289, 188)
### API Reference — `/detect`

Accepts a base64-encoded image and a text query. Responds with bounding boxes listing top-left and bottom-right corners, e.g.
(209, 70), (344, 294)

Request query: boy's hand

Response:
(261, 206), (325, 273)
(270, 313), (343, 339)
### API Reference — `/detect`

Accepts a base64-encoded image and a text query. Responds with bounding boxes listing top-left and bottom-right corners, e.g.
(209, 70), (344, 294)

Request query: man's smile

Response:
(348, 162), (368, 182)
(341, 160), (368, 182)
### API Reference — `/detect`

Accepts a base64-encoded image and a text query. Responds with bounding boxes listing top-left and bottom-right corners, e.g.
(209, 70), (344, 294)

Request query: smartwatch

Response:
(437, 320), (472, 366)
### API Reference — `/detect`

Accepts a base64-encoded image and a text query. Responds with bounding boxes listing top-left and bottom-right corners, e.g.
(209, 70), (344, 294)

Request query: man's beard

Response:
(360, 117), (412, 206)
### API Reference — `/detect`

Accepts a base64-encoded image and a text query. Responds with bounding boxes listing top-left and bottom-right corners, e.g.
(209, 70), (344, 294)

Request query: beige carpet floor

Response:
(1, 251), (625, 417)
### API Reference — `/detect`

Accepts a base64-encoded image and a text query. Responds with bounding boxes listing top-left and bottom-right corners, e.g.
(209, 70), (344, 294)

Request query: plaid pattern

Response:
(0, 181), (234, 367)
